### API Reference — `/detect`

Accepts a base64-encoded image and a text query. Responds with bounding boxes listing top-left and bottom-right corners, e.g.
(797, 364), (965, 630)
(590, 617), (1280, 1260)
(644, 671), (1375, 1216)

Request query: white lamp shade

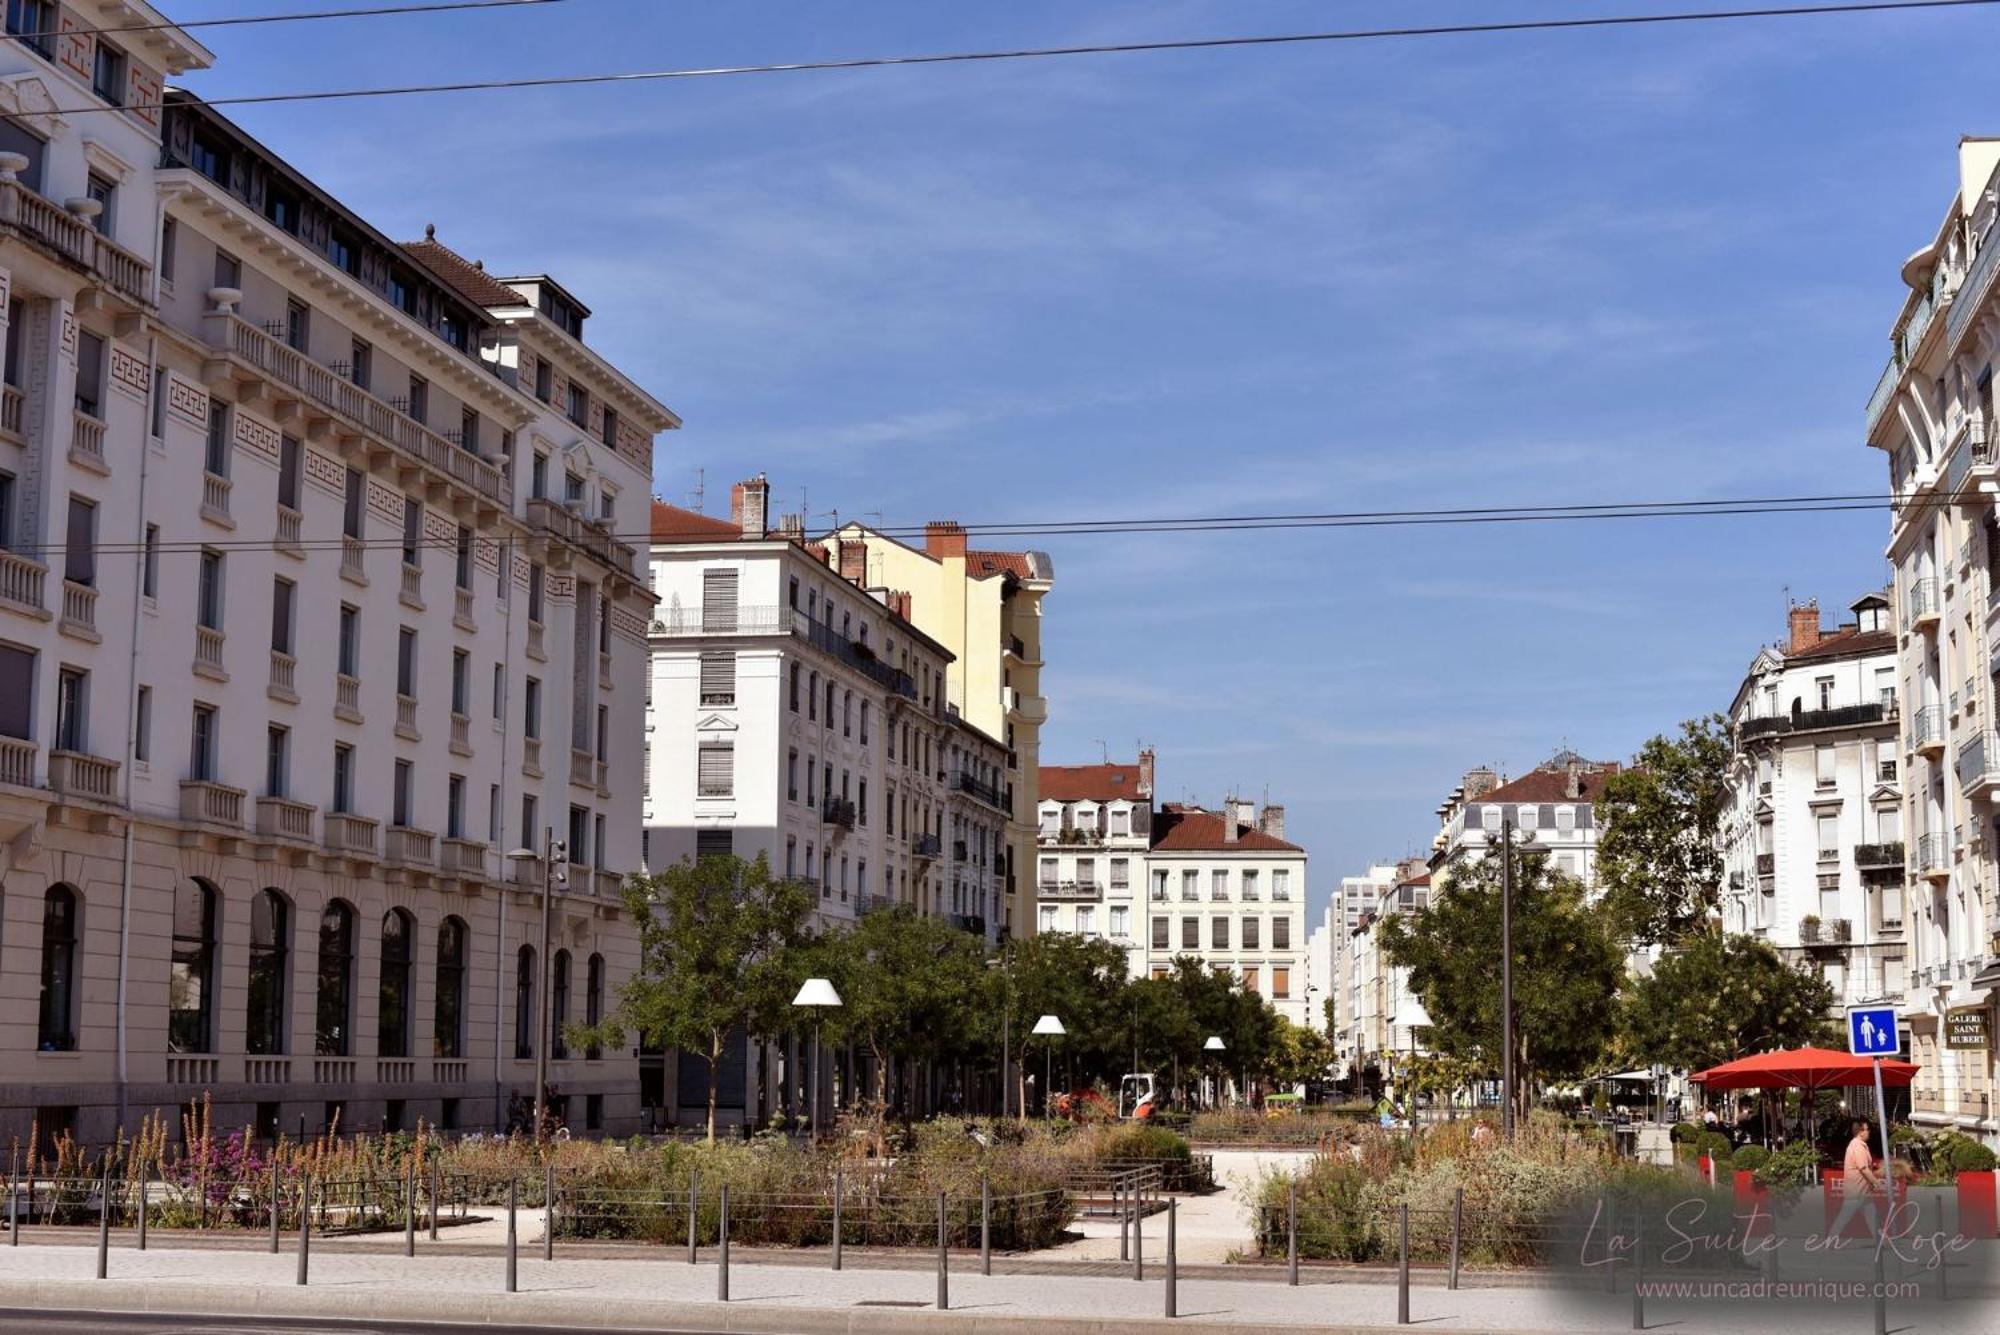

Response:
(793, 978), (843, 1008)
(1031, 1014), (1066, 1037)
(1204, 1035), (1226, 1051)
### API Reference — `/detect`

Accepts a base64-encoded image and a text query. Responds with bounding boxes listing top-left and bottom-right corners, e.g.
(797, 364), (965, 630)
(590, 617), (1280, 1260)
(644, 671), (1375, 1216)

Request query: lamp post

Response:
(793, 978), (843, 1140)
(1204, 1035), (1226, 1110)
(1031, 1015), (1065, 1118)
(506, 830), (566, 1140)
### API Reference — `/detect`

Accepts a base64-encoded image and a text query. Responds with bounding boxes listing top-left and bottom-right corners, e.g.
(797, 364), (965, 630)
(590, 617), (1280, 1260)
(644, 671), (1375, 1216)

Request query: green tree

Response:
(588, 854), (815, 1142)
(815, 906), (990, 1112)
(1265, 1021), (1336, 1089)
(1594, 716), (1731, 945)
(1620, 929), (1838, 1073)
(1381, 851), (1625, 1124)
(994, 932), (1133, 1108)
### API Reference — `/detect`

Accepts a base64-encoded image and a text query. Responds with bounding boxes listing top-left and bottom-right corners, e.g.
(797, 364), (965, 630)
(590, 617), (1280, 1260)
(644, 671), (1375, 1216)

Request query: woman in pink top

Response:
(1826, 1118), (1883, 1239)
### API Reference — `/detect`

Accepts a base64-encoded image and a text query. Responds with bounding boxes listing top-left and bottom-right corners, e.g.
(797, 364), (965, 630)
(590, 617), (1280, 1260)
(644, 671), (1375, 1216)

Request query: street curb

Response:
(0, 1277), (1635, 1335)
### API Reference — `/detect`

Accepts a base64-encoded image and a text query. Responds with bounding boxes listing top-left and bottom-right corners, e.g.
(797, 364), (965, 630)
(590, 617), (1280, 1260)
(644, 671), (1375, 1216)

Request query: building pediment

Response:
(1868, 784), (1902, 807)
(695, 714), (738, 733)
(1753, 798), (1775, 819)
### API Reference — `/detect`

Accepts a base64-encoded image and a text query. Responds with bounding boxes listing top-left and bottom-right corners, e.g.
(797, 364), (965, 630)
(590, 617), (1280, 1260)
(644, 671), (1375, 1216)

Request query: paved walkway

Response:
(0, 1240), (1983, 1334)
(1048, 1150), (1309, 1265)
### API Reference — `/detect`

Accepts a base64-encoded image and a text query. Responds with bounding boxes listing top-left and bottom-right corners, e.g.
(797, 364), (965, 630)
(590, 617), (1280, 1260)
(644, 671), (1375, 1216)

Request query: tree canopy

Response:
(1619, 929), (1838, 1072)
(1594, 715), (1731, 945)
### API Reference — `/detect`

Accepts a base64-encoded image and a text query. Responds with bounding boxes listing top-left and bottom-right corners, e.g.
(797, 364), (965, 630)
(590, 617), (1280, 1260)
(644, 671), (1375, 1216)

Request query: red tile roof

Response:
(1041, 763), (1147, 801)
(968, 550), (1032, 579)
(651, 500), (744, 543)
(403, 235), (526, 310)
(1477, 762), (1621, 805)
(1787, 627), (1895, 662)
(1398, 872), (1432, 888)
(1150, 808), (1303, 854)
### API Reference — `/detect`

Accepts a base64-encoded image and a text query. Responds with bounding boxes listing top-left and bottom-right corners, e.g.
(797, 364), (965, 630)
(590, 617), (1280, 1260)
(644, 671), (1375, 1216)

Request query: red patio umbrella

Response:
(1689, 1046), (1919, 1092)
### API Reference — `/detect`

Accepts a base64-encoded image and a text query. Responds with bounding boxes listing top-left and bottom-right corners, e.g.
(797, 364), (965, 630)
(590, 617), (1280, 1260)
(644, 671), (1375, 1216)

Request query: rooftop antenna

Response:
(687, 467), (705, 514)
(1093, 739), (1109, 764)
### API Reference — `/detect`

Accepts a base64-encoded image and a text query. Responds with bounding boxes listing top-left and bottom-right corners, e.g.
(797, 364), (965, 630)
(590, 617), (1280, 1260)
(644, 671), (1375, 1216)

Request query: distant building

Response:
(1719, 595), (1904, 1013)
(1329, 861), (1431, 1080)
(1431, 752), (1620, 886)
(1034, 752), (1154, 954)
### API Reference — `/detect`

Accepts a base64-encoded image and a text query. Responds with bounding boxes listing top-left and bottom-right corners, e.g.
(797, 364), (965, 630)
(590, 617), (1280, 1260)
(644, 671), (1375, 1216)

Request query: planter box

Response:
(1958, 1170), (1997, 1239)
(1733, 1169), (1772, 1234)
(1821, 1177), (1908, 1240)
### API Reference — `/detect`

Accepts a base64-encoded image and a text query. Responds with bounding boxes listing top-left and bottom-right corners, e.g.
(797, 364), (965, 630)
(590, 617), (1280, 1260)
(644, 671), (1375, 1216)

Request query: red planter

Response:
(1821, 1177), (1907, 1239)
(1958, 1170), (1998, 1239)
(1734, 1169), (1772, 1235)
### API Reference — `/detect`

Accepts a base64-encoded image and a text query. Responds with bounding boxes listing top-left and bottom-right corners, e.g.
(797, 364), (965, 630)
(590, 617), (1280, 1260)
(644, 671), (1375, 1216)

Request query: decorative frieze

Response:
(110, 344), (148, 400)
(233, 407), (282, 465)
(303, 445), (346, 499)
(167, 372), (209, 427)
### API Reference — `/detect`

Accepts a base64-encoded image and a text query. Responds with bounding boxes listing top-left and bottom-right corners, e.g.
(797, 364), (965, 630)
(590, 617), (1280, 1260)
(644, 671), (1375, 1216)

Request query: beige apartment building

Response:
(836, 521), (1053, 940)
(0, 2), (675, 1147)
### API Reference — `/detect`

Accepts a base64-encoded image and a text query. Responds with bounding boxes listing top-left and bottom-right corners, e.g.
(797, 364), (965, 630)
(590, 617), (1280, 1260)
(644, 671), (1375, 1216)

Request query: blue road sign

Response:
(1847, 1006), (1900, 1057)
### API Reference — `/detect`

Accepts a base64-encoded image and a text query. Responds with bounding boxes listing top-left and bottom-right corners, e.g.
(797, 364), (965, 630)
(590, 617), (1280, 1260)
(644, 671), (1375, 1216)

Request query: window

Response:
(328, 231), (357, 276)
(534, 360), (552, 402)
(601, 406), (619, 448)
(1272, 966), (1291, 999)
(1038, 905), (1057, 933)
(451, 649), (470, 715)
(53, 667), (86, 752)
(246, 890), (289, 1055)
(551, 951), (571, 1059)
(349, 339), (371, 391)
(402, 497), (422, 567)
(159, 218), (178, 285)
(531, 452), (548, 499)
(1242, 916), (1260, 949)
(74, 332), (105, 419)
(568, 804), (589, 864)
(447, 774), (465, 839)
(378, 910), (413, 1059)
(169, 881), (217, 1053)
(1109, 906), (1129, 937)
(389, 271), (414, 315)
(278, 435), (301, 510)
(342, 468), (364, 539)
(860, 702), (870, 744)
(585, 954), (604, 1060)
(807, 671), (818, 720)
(1816, 812), (1839, 861)
(567, 381), (588, 427)
(524, 676), (541, 739)
(197, 549), (224, 629)
(265, 725), (288, 797)
(514, 945), (536, 1059)
(432, 916), (469, 1059)
(520, 793), (538, 849)
(1242, 869), (1259, 900)
(1272, 917), (1291, 950)
(1182, 916), (1199, 949)
(698, 741), (734, 797)
(133, 685), (150, 763)
(393, 759), (413, 828)
(213, 249), (240, 292)
(454, 526), (472, 590)
(1879, 881), (1904, 929)
(1816, 744), (1835, 789)
(1211, 869), (1228, 899)
(0, 471), (12, 552)
(1272, 869), (1290, 901)
(37, 887), (78, 1051)
(700, 651), (736, 706)
(6, 0), (55, 56)
(1242, 966), (1260, 994)
(397, 626), (417, 698)
(1181, 869), (1198, 900)
(271, 577), (295, 654)
(789, 663), (801, 711)
(0, 114), (44, 192)
(1817, 676), (1835, 711)
(528, 564), (545, 623)
(315, 901), (354, 1056)
(282, 297), (310, 354)
(1077, 906), (1096, 937)
(331, 744), (354, 813)
(407, 375), (427, 425)
(188, 704), (217, 781)
(337, 605), (359, 678)
(1212, 915), (1231, 950)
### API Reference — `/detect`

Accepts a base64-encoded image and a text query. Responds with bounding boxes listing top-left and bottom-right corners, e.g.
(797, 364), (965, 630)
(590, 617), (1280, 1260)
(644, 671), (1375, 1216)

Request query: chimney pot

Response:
(1258, 804), (1286, 840)
(1787, 600), (1822, 654)
(925, 521), (967, 560)
(730, 473), (769, 539)
(839, 539), (867, 584)
(1138, 748), (1156, 801)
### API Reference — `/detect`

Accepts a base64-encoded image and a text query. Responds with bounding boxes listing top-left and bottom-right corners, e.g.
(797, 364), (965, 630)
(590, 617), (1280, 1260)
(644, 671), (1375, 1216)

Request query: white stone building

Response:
(0, 8), (674, 1147)
(1430, 752), (1619, 886)
(1330, 863), (1431, 1082)
(1033, 754), (1153, 954)
(1863, 136), (2000, 1142)
(1719, 596), (1906, 1011)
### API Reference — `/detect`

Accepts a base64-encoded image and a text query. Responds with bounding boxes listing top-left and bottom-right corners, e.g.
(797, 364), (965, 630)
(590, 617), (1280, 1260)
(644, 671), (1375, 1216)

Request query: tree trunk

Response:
(706, 1040), (722, 1144)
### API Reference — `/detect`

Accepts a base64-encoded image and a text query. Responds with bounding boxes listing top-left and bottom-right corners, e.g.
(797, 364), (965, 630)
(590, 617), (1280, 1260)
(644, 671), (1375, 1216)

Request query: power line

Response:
(1, 488), (1931, 559)
(7, 0), (568, 44)
(8, 0), (1996, 119)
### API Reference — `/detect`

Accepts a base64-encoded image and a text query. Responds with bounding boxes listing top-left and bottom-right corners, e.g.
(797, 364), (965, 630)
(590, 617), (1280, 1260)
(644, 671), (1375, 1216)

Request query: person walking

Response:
(1825, 1119), (1884, 1240)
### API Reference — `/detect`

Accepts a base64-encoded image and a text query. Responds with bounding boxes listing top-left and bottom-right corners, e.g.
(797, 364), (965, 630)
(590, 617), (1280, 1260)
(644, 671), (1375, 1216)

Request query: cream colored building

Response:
(835, 521), (1053, 939)
(1862, 136), (2000, 1144)
(0, 7), (675, 1147)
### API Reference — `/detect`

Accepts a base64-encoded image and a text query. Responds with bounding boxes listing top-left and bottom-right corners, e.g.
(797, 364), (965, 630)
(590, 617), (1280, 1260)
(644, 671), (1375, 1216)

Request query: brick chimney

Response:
(1223, 797), (1240, 843)
(1788, 600), (1822, 654)
(1565, 758), (1583, 800)
(838, 538), (867, 585)
(730, 473), (769, 538)
(885, 590), (912, 621)
(1258, 804), (1286, 840)
(1137, 748), (1156, 800)
(925, 521), (967, 560)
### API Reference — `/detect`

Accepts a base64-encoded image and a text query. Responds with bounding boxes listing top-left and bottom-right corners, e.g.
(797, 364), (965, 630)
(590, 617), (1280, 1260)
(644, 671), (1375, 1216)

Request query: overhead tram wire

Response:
(5, 0), (1998, 120)
(0, 489), (1939, 560)
(5, 0), (570, 45)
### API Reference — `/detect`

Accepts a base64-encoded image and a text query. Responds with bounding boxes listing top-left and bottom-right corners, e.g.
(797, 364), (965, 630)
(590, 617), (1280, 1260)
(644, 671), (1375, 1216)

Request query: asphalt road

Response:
(0, 1314), (737, 1335)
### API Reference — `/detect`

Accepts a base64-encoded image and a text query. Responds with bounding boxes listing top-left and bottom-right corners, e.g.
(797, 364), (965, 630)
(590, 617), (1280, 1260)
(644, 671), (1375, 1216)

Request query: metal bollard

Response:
(1449, 1186), (1462, 1291)
(429, 1159), (441, 1242)
(1397, 1203), (1410, 1325)
(936, 1191), (949, 1311)
(405, 1162), (416, 1257)
(1873, 1251), (1887, 1335)
(505, 1178), (517, 1294)
(1287, 1183), (1298, 1286)
(543, 1160), (554, 1262)
(95, 1160), (110, 1279)
(136, 1161), (148, 1251)
(1165, 1198), (1178, 1319)
(718, 1185), (730, 1302)
(269, 1165), (281, 1254)
(980, 1175), (991, 1277)
(1631, 1221), (1644, 1332)
(831, 1163), (842, 1271)
(1119, 1180), (1129, 1261)
(1133, 1185), (1144, 1281)
(687, 1171), (699, 1265)
(296, 1175), (312, 1287)
(8, 1172), (17, 1246)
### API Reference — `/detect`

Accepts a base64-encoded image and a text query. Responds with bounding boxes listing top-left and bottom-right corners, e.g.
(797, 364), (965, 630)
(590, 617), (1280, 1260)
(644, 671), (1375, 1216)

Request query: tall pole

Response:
(533, 828), (555, 1141)
(1871, 1056), (1894, 1215)
(810, 1017), (821, 1140)
(1500, 818), (1516, 1140)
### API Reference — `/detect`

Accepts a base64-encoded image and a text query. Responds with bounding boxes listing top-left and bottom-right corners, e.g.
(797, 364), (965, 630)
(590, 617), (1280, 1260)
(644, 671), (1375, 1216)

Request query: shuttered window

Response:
(699, 651), (736, 706)
(697, 742), (734, 797)
(702, 569), (739, 632)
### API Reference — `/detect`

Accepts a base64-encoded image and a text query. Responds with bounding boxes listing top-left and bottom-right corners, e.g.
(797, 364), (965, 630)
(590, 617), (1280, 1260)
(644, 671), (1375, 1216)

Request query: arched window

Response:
(38, 886), (79, 1052)
(378, 909), (414, 1059)
(315, 900), (355, 1056)
(585, 953), (604, 1061)
(551, 949), (571, 1060)
(513, 944), (536, 1059)
(246, 890), (290, 1055)
(169, 880), (218, 1054)
(434, 917), (467, 1059)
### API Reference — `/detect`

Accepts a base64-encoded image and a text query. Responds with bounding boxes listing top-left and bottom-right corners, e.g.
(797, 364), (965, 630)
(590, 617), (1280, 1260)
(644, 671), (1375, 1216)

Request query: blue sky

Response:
(173, 0), (1972, 925)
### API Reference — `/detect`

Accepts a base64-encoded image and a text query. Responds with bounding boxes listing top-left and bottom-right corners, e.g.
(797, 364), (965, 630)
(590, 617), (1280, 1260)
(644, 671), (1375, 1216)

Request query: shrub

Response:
(1754, 1140), (1820, 1189)
(1932, 1132), (1998, 1177)
(1696, 1132), (1733, 1167)
(1731, 1145), (1770, 1173)
(1670, 1122), (1702, 1145)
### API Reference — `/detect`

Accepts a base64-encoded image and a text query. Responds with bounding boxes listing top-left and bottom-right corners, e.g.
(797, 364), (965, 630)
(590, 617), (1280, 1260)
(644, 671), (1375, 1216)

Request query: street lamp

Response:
(1204, 1035), (1226, 1110)
(1031, 1015), (1065, 1118)
(506, 831), (566, 1141)
(793, 978), (843, 1140)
